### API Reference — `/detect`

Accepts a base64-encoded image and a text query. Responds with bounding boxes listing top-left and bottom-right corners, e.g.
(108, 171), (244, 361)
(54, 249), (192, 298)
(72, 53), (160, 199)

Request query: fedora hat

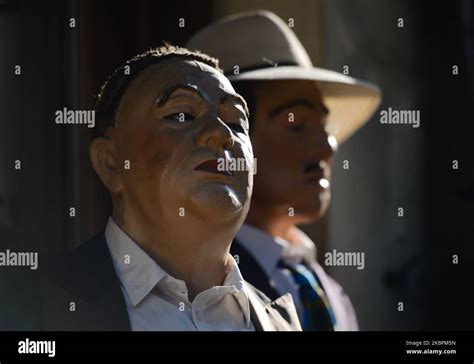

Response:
(186, 10), (382, 144)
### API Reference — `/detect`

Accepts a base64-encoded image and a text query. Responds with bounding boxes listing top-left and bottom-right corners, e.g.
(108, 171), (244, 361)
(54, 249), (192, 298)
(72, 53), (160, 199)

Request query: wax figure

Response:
(187, 11), (382, 331)
(36, 46), (301, 331)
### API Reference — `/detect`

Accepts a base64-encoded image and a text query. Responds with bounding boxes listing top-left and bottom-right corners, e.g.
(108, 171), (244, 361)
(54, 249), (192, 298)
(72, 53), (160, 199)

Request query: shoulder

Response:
(39, 233), (130, 330)
(44, 233), (118, 300)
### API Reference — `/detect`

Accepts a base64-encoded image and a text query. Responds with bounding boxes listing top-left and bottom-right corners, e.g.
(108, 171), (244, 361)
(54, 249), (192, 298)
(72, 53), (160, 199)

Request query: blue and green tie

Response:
(279, 260), (337, 331)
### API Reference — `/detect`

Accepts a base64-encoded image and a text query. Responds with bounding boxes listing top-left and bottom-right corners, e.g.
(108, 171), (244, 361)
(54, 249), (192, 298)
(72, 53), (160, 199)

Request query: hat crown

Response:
(186, 10), (313, 74)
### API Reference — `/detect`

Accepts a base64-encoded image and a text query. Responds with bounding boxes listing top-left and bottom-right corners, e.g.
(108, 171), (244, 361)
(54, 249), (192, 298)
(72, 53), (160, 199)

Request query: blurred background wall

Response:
(323, 0), (474, 330)
(324, 0), (425, 330)
(1, 0), (473, 330)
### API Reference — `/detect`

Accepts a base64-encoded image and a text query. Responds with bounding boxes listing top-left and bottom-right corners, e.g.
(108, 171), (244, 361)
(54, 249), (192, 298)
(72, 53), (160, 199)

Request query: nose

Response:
(313, 130), (335, 162)
(196, 116), (235, 151)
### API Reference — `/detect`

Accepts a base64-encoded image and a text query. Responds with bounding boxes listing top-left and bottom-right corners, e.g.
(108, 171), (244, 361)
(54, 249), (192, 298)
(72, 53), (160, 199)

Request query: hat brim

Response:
(228, 66), (382, 144)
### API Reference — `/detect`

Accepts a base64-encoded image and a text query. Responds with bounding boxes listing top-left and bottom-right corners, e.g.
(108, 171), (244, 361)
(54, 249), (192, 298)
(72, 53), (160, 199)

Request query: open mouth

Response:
(194, 159), (234, 176)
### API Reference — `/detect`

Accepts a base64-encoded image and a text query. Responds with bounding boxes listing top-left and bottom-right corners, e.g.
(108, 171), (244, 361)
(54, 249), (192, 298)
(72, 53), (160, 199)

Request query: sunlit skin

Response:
(90, 58), (254, 300)
(245, 80), (337, 244)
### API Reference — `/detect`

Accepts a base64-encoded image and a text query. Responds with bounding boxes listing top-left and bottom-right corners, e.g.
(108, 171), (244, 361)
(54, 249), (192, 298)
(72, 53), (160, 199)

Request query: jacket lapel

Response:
(245, 282), (302, 331)
(231, 239), (281, 300)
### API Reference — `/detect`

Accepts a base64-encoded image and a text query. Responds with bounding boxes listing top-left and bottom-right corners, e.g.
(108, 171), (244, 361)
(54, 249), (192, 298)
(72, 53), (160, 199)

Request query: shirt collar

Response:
(280, 228), (317, 265)
(236, 223), (317, 274)
(236, 224), (284, 277)
(223, 255), (252, 328)
(105, 217), (253, 327)
(105, 217), (168, 306)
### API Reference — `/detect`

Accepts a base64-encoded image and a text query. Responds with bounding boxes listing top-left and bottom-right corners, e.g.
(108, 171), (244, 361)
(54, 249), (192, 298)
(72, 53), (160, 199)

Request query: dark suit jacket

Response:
(13, 234), (301, 331)
(231, 238), (359, 331)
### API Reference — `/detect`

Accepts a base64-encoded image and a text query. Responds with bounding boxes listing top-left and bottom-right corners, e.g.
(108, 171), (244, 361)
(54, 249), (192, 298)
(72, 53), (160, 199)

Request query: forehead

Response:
(127, 58), (235, 99)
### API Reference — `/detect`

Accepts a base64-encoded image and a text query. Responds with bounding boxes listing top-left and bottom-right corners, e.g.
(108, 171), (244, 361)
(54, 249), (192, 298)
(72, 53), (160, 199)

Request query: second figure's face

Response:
(111, 58), (254, 225)
(249, 80), (336, 223)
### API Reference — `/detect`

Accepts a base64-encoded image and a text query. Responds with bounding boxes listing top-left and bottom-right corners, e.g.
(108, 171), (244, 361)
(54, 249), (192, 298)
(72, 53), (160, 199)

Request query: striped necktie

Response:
(279, 260), (337, 331)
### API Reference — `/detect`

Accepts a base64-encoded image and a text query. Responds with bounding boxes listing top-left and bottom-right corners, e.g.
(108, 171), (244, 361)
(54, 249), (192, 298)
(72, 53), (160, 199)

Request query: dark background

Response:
(0, 0), (473, 330)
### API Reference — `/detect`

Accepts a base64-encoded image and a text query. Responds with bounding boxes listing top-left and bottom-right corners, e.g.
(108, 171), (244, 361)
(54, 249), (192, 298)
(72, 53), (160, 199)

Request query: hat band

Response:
(224, 61), (299, 77)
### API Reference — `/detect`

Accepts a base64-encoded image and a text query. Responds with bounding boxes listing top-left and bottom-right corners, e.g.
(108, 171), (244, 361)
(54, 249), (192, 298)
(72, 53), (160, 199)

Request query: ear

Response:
(89, 137), (122, 194)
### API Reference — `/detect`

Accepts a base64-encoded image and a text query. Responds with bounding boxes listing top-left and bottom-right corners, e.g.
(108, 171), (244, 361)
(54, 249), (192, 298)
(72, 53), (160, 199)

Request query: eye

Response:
(163, 112), (195, 122)
(227, 123), (247, 134)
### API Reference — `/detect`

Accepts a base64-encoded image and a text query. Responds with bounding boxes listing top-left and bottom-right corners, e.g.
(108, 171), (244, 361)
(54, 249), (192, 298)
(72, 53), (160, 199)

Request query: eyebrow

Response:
(155, 84), (249, 118)
(155, 84), (203, 107)
(268, 98), (329, 119)
(220, 93), (250, 118)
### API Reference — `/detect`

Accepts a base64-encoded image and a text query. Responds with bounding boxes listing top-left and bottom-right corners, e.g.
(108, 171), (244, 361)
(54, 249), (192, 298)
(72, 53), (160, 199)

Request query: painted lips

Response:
(194, 159), (234, 176)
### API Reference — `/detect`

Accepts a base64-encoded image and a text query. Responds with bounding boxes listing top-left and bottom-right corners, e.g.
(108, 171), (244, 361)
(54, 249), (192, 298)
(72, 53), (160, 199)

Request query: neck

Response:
(245, 203), (302, 245)
(113, 206), (238, 301)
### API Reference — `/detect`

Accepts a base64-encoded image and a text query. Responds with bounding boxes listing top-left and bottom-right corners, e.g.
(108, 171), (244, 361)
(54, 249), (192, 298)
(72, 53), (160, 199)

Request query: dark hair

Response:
(94, 44), (222, 138)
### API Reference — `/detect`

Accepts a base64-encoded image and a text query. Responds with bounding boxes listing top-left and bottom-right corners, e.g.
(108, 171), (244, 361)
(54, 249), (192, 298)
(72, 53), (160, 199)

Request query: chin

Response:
(187, 183), (247, 220)
(295, 196), (330, 224)
(296, 210), (323, 225)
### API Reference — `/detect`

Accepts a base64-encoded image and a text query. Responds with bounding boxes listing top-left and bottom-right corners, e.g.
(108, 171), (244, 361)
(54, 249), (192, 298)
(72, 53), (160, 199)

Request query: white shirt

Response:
(236, 223), (358, 331)
(105, 217), (254, 331)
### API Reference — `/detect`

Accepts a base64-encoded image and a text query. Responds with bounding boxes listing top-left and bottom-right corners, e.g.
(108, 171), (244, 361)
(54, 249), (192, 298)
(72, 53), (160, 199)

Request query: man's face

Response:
(110, 58), (253, 225)
(249, 80), (336, 223)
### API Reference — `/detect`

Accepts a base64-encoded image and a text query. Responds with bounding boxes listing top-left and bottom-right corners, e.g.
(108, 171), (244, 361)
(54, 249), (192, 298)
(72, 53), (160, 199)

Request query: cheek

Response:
(253, 136), (300, 177)
(151, 144), (173, 170)
(121, 129), (177, 183)
(144, 133), (177, 181)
